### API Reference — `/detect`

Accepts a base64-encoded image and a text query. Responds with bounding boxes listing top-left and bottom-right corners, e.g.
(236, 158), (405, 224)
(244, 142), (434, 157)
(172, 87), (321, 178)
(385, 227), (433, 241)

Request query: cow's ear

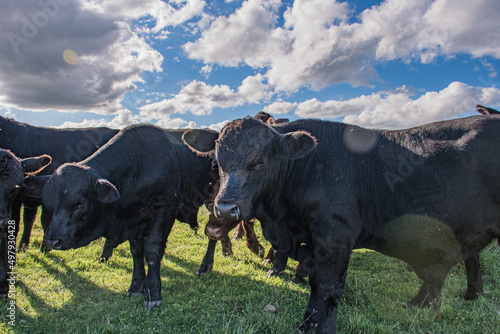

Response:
(21, 155), (52, 175)
(182, 129), (218, 158)
(279, 131), (317, 159)
(21, 175), (50, 199)
(94, 179), (120, 203)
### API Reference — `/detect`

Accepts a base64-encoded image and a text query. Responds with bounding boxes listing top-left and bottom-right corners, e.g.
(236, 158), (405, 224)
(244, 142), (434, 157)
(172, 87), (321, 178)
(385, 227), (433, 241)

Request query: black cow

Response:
(28, 124), (216, 309)
(0, 116), (118, 298)
(0, 116), (118, 251)
(0, 149), (51, 296)
(183, 116), (500, 333)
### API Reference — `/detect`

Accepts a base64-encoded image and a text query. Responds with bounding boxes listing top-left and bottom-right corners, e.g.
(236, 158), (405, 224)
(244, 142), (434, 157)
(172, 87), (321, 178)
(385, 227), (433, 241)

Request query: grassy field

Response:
(1, 209), (499, 334)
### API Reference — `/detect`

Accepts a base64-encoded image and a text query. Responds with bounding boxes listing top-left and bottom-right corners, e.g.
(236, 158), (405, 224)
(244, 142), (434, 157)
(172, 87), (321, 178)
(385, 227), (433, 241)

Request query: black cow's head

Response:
(183, 117), (317, 221)
(40, 163), (120, 250)
(0, 149), (51, 227)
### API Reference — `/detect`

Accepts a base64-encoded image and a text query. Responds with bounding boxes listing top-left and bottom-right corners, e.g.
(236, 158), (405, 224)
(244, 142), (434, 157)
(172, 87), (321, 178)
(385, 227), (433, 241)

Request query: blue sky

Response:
(1, 0), (499, 130)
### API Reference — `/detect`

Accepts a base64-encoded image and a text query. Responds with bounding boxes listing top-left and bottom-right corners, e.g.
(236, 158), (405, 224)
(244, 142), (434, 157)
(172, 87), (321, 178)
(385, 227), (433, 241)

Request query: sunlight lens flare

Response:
(62, 49), (79, 65)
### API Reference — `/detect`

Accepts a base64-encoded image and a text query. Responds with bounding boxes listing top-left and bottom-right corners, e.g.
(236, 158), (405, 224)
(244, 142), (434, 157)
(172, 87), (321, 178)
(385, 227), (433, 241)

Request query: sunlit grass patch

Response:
(1, 210), (498, 333)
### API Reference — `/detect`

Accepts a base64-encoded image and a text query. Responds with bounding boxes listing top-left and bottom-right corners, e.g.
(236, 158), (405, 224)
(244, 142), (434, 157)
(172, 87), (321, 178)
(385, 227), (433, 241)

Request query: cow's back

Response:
(0, 116), (118, 173)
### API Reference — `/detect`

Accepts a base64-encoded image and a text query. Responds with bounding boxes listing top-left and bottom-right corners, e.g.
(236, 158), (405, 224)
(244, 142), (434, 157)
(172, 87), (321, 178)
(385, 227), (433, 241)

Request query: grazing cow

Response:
(476, 104), (500, 115)
(0, 116), (118, 250)
(183, 116), (500, 333)
(0, 116), (118, 299)
(0, 149), (51, 296)
(27, 124), (217, 309)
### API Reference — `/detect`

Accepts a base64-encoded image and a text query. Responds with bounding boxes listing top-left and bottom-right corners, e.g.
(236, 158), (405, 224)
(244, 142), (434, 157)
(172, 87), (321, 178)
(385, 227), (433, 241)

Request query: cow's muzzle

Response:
(215, 202), (240, 221)
(205, 225), (226, 240)
(44, 236), (63, 250)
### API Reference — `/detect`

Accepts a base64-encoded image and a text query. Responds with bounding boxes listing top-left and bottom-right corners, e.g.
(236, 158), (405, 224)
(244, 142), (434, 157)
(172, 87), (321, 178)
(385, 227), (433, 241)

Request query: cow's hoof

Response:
(266, 269), (279, 278)
(98, 255), (109, 263)
(291, 275), (306, 285)
(144, 300), (161, 310)
(40, 244), (50, 254)
(126, 292), (143, 298)
(297, 321), (317, 333)
(196, 264), (213, 277)
(464, 290), (482, 300)
(262, 258), (271, 266)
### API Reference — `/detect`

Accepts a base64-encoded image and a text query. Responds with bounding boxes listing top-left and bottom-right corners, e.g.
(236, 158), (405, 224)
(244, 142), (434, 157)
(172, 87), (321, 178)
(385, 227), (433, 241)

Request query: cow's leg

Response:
(300, 218), (355, 333)
(408, 264), (452, 308)
(292, 261), (309, 284)
(0, 197), (22, 297)
(99, 239), (114, 262)
(262, 246), (276, 265)
(39, 205), (51, 253)
(242, 219), (265, 258)
(463, 254), (483, 300)
(231, 222), (245, 240)
(220, 237), (233, 256)
(266, 251), (288, 277)
(0, 229), (9, 298)
(127, 237), (146, 297)
(143, 212), (175, 310)
(197, 238), (217, 276)
(18, 206), (38, 251)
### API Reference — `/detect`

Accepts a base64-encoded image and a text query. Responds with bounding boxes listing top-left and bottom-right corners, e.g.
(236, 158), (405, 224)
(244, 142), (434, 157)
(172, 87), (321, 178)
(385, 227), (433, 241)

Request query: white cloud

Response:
(139, 80), (242, 117)
(237, 74), (271, 103)
(200, 64), (213, 78)
(183, 0), (282, 67)
(185, 0), (500, 92)
(155, 116), (197, 129)
(57, 109), (138, 129)
(139, 74), (271, 118)
(0, 0), (163, 113)
(86, 0), (205, 33)
(262, 101), (297, 114)
(4, 110), (17, 119)
(208, 119), (231, 132)
(293, 82), (500, 129)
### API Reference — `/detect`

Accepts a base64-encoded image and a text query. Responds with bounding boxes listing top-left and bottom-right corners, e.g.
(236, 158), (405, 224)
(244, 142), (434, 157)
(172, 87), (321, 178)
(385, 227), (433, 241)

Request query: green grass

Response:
(1, 209), (499, 333)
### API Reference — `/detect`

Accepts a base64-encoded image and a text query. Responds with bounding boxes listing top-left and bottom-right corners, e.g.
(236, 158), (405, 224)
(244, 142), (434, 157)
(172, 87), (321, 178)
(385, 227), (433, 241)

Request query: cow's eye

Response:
(249, 161), (265, 171)
(74, 203), (86, 211)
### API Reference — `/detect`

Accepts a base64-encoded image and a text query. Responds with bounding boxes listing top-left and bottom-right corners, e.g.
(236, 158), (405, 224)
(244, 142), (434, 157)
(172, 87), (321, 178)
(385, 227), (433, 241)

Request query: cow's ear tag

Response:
(281, 131), (317, 159)
(94, 179), (120, 203)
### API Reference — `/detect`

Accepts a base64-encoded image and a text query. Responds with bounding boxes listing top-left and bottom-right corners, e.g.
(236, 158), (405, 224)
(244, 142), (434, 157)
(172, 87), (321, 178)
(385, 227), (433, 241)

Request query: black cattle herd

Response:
(0, 106), (499, 333)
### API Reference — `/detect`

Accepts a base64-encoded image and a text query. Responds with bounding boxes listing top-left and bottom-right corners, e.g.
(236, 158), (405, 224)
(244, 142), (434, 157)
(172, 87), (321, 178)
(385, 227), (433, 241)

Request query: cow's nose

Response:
(215, 202), (240, 220)
(205, 225), (225, 240)
(45, 237), (63, 250)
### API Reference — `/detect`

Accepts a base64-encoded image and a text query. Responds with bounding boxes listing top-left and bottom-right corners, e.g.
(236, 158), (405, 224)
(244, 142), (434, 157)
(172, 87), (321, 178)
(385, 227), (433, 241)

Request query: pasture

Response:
(1, 208), (498, 334)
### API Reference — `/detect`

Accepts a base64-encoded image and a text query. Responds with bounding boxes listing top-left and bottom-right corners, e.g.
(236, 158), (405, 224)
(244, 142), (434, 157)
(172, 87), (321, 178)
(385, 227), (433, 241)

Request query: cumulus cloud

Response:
(262, 101), (297, 114)
(184, 0), (500, 92)
(139, 80), (242, 117)
(293, 82), (500, 129)
(139, 74), (271, 118)
(184, 0), (282, 67)
(85, 0), (205, 33)
(58, 109), (138, 129)
(0, 0), (163, 113)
